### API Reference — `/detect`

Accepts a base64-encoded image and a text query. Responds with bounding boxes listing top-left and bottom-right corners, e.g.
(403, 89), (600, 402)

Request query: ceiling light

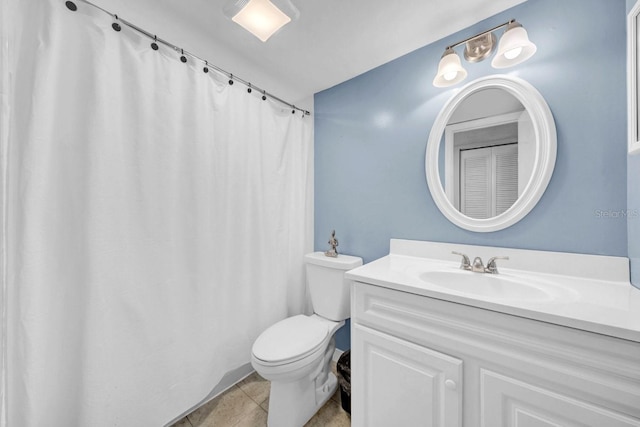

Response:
(223, 0), (299, 42)
(433, 19), (537, 87)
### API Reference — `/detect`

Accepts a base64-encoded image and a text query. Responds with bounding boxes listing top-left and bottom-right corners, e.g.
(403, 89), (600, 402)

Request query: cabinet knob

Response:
(445, 379), (457, 390)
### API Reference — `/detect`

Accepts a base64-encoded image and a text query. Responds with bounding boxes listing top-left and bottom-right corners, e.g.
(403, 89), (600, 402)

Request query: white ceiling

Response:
(87, 0), (526, 111)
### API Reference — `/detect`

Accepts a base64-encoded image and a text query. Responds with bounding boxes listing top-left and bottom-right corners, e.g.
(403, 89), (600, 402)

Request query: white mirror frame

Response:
(425, 75), (556, 232)
(629, 0), (640, 155)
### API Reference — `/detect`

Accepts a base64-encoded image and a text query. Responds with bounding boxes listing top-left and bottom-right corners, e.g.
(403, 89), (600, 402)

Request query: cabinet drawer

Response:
(352, 280), (461, 346)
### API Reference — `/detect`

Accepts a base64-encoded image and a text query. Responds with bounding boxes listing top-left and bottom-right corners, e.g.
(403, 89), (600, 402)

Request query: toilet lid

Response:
(252, 315), (330, 364)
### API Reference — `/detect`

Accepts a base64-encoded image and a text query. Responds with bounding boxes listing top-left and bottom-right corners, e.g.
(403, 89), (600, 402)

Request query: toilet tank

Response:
(304, 252), (363, 321)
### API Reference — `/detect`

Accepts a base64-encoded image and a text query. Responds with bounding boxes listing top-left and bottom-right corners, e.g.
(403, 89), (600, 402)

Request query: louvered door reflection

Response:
(460, 144), (518, 218)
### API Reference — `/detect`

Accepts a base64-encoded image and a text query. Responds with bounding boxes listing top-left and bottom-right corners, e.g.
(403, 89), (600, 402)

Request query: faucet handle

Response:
(485, 256), (509, 274)
(451, 251), (471, 270)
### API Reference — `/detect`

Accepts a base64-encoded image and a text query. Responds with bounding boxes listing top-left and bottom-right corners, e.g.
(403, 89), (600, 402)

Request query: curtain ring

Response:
(180, 49), (187, 63)
(151, 35), (159, 51)
(112, 15), (122, 32)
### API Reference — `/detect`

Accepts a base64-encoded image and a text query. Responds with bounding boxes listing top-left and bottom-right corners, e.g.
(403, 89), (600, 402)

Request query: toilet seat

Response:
(252, 315), (331, 366)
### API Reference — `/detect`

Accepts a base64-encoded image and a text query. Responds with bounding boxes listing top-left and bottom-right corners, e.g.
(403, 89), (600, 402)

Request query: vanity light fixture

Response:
(433, 19), (537, 87)
(223, 0), (299, 42)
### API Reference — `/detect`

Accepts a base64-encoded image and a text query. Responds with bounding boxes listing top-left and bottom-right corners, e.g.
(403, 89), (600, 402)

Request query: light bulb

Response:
(504, 46), (523, 60)
(443, 71), (458, 81)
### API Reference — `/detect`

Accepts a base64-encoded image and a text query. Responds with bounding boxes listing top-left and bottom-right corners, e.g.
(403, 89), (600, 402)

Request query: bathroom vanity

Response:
(346, 240), (640, 427)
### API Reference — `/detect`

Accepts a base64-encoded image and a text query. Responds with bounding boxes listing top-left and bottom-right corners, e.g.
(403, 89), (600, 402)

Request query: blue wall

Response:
(314, 0), (630, 349)
(628, 0), (640, 288)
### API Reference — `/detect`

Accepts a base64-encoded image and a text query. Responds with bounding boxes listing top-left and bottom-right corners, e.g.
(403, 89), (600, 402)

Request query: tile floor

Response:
(171, 363), (350, 427)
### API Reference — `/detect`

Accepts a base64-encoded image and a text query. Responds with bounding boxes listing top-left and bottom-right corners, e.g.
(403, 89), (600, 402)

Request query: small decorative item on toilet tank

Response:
(325, 230), (338, 257)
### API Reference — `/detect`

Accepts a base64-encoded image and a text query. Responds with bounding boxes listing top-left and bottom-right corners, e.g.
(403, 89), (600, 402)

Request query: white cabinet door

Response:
(481, 369), (640, 427)
(352, 324), (463, 427)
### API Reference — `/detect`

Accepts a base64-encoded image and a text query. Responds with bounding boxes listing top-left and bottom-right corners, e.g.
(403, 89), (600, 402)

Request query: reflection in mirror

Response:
(438, 88), (534, 219)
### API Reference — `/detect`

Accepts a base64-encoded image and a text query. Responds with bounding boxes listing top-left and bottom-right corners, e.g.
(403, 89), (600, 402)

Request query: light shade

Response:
(491, 22), (537, 68)
(433, 48), (468, 87)
(230, 0), (293, 42)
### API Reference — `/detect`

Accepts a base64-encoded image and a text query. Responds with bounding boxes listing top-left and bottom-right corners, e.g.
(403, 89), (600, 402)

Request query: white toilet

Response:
(251, 252), (363, 427)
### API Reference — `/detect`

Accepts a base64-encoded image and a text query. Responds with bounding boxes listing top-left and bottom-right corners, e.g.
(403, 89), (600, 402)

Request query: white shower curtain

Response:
(0, 1), (313, 426)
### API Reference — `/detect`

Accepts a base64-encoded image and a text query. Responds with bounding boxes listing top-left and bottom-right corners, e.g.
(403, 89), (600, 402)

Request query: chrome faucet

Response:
(472, 257), (486, 273)
(451, 251), (509, 274)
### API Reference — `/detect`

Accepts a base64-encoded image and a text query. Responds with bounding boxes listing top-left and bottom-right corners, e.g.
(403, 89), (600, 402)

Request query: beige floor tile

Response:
(233, 405), (268, 427)
(170, 416), (193, 427)
(188, 385), (260, 427)
(237, 372), (270, 406)
(304, 398), (351, 427)
(259, 396), (269, 412)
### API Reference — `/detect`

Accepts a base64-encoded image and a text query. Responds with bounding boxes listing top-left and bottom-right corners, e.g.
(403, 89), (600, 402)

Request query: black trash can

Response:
(336, 350), (351, 414)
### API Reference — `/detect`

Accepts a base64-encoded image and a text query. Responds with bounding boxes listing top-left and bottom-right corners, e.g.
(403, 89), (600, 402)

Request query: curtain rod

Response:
(65, 0), (311, 117)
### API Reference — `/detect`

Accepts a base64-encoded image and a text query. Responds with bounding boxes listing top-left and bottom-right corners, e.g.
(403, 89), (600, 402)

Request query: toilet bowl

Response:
(251, 252), (362, 427)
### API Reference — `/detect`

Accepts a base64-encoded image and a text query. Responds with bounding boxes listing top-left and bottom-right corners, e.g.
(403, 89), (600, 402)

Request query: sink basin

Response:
(419, 269), (556, 301)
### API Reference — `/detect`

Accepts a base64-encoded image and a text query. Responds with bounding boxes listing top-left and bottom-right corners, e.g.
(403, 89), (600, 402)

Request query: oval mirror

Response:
(426, 75), (556, 232)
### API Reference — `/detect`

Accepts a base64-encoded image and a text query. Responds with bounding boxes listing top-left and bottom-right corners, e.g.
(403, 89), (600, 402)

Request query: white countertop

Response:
(345, 240), (640, 343)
